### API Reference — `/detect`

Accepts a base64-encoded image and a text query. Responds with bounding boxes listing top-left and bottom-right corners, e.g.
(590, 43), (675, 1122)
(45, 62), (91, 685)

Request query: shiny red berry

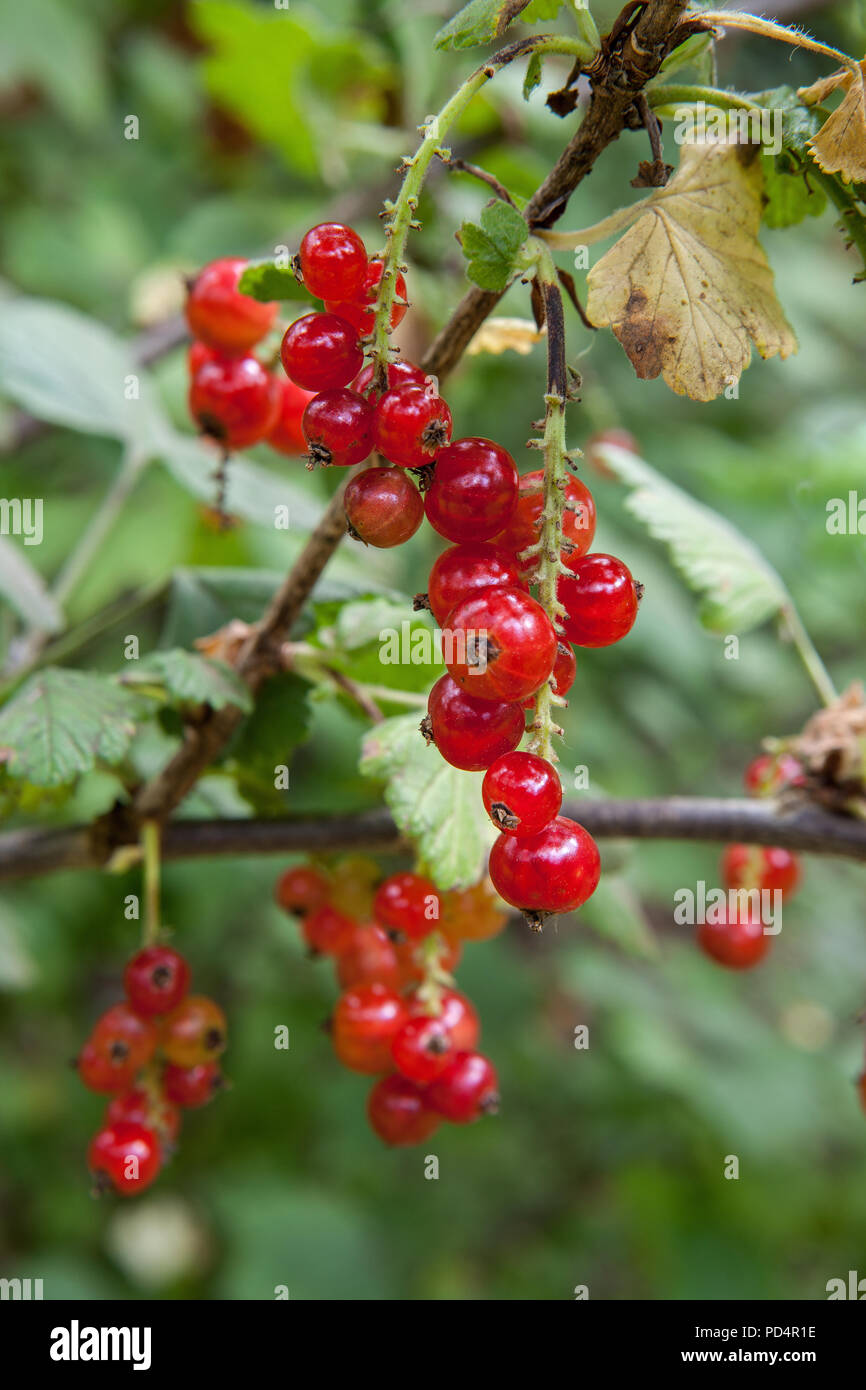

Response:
(721, 844), (801, 898)
(301, 903), (357, 955)
(373, 872), (440, 941)
(163, 1061), (223, 1109)
(424, 437), (518, 542)
(336, 924), (402, 991)
(280, 313), (363, 391)
(743, 752), (805, 797)
(302, 388), (373, 467)
(367, 1074), (440, 1146)
(325, 260), (407, 335)
(299, 223), (367, 301)
(426, 542), (523, 627)
(351, 358), (429, 401)
(160, 996), (227, 1068)
(557, 552), (640, 647)
(344, 466), (423, 547)
(427, 1052), (499, 1123)
(91, 1003), (159, 1072)
(373, 383), (452, 467)
(390, 1016), (455, 1084)
(482, 751), (562, 836)
(494, 468), (596, 564)
(106, 1088), (181, 1142)
(425, 674), (524, 771)
(189, 354), (280, 450)
(187, 340), (224, 374)
(275, 864), (331, 916)
(522, 640), (577, 709)
(409, 987), (479, 1052)
(489, 815), (601, 919)
(88, 1121), (162, 1196)
(267, 376), (316, 455)
(697, 908), (770, 970)
(123, 946), (191, 1017)
(445, 586), (557, 703)
(332, 983), (409, 1074)
(185, 257), (277, 353)
(77, 1040), (137, 1094)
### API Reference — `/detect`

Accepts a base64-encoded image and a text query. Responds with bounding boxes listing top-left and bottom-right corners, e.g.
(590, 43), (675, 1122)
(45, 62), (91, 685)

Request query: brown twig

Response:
(441, 155), (518, 206)
(3, 798), (866, 882)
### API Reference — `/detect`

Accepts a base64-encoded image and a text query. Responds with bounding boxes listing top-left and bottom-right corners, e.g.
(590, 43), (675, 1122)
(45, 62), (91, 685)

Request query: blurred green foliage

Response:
(0, 0), (865, 1301)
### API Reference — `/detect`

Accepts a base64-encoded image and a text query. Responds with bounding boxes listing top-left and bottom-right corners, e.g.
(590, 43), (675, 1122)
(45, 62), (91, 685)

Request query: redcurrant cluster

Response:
(77, 946), (226, 1195)
(275, 858), (504, 1145)
(698, 751), (805, 969)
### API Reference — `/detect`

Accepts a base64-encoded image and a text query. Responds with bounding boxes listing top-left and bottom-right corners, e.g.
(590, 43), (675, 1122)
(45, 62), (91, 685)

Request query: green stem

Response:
(807, 165), (866, 279)
(142, 819), (162, 946)
(698, 11), (857, 72)
(369, 33), (594, 387)
(646, 82), (767, 113)
(781, 602), (838, 708)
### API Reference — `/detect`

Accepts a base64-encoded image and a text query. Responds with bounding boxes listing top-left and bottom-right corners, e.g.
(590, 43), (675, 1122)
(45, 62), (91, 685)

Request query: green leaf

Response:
(523, 50), (544, 100)
(752, 86), (823, 159)
(0, 669), (145, 787)
(594, 440), (790, 633)
(656, 31), (715, 80)
(360, 714), (495, 889)
(522, 0), (563, 19)
(458, 200), (528, 292)
(761, 151), (827, 229)
(226, 673), (313, 809)
(0, 300), (161, 443)
(314, 595), (444, 695)
(435, 0), (534, 50)
(238, 260), (314, 303)
(576, 875), (660, 959)
(0, 537), (63, 633)
(119, 649), (252, 713)
(0, 0), (108, 130)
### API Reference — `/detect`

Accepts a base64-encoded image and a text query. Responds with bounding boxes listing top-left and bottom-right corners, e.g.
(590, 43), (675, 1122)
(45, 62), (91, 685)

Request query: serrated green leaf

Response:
(226, 673), (313, 810)
(238, 260), (313, 303)
(360, 714), (495, 889)
(577, 875), (660, 959)
(0, 669), (145, 787)
(0, 536), (63, 633)
(435, 0), (533, 50)
(595, 441), (789, 633)
(761, 151), (827, 229)
(523, 50), (544, 100)
(119, 649), (252, 713)
(751, 86), (824, 159)
(459, 200), (528, 292)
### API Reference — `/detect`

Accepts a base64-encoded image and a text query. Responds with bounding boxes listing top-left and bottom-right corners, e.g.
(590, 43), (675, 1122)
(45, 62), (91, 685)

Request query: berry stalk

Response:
(368, 33), (594, 390)
(142, 819), (162, 947)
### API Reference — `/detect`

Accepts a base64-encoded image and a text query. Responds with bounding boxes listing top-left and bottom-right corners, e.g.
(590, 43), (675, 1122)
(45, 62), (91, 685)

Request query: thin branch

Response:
(441, 156), (517, 205)
(3, 798), (866, 882)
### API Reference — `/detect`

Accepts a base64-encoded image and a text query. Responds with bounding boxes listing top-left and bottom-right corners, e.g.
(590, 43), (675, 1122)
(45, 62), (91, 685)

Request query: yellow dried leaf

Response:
(585, 141), (797, 402)
(806, 59), (866, 184)
(797, 68), (851, 106)
(466, 317), (546, 356)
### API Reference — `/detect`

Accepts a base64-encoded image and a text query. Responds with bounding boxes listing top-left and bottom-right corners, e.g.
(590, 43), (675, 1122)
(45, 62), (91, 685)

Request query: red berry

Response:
(189, 354), (280, 450)
(332, 983), (409, 1074)
(482, 751), (562, 836)
(721, 844), (801, 898)
(344, 466), (423, 548)
(425, 674), (524, 771)
(267, 376), (316, 455)
(394, 932), (462, 983)
(743, 752), (805, 797)
(77, 1040), (137, 1094)
(302, 388), (373, 467)
(91, 1003), (159, 1072)
(275, 864), (331, 916)
(299, 222), (367, 301)
(440, 881), (506, 943)
(336, 924), (402, 991)
(409, 987), (479, 1052)
(123, 946), (191, 1017)
(373, 872), (440, 941)
(367, 1074), (440, 1146)
(106, 1088), (181, 1142)
(325, 260), (408, 334)
(280, 313), (363, 391)
(523, 640), (577, 708)
(489, 815), (601, 918)
(88, 1122), (162, 1196)
(163, 1061), (223, 1109)
(301, 903), (357, 955)
(697, 907), (770, 970)
(424, 438), (518, 543)
(445, 586), (557, 703)
(390, 1016), (454, 1084)
(185, 257), (278, 353)
(373, 383), (452, 467)
(160, 996), (227, 1068)
(494, 468), (595, 564)
(188, 340), (224, 374)
(351, 359), (429, 401)
(427, 542), (524, 627)
(557, 552), (640, 648)
(427, 1052), (499, 1123)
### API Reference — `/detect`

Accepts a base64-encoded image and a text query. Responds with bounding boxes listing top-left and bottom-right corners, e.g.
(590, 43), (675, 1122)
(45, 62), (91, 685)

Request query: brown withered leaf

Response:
(466, 316), (546, 356)
(586, 141), (797, 401)
(803, 60), (866, 184)
(789, 682), (866, 814)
